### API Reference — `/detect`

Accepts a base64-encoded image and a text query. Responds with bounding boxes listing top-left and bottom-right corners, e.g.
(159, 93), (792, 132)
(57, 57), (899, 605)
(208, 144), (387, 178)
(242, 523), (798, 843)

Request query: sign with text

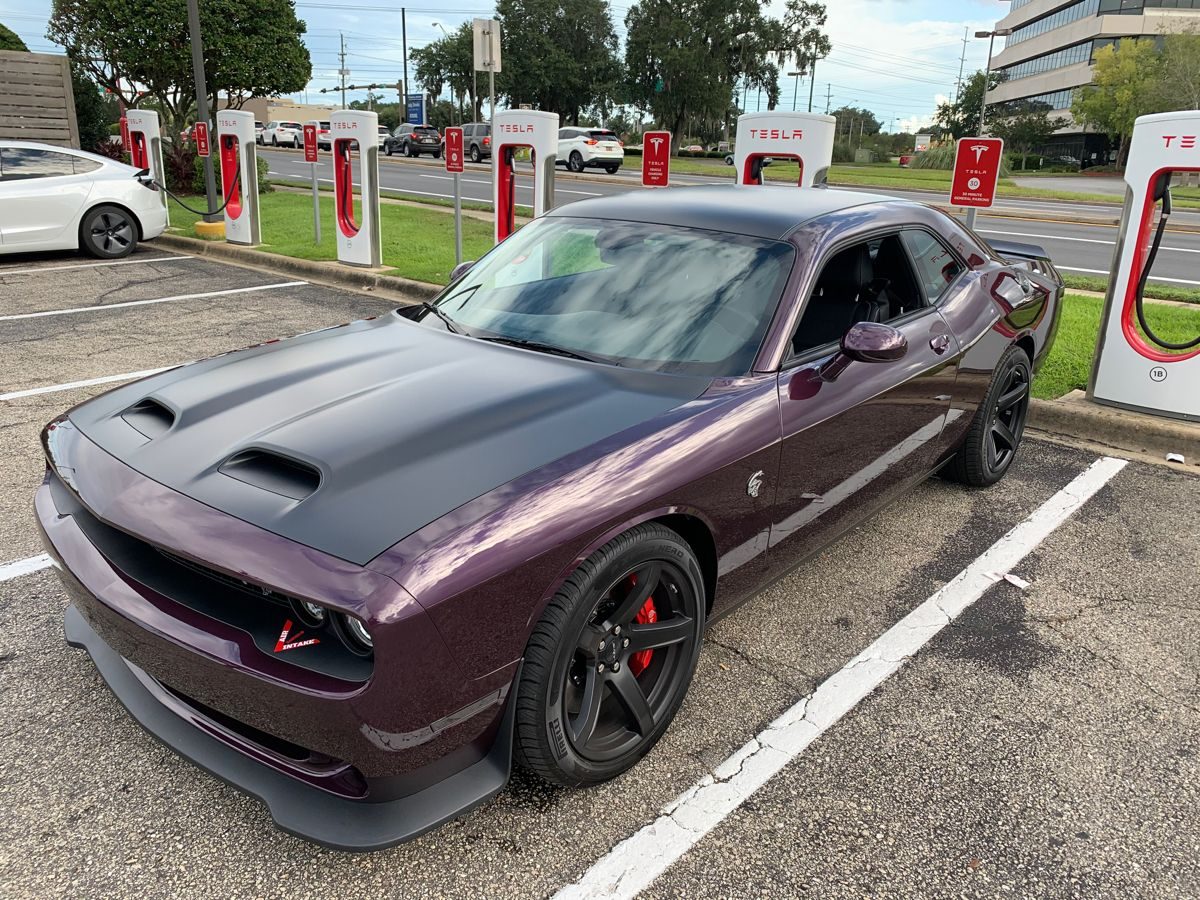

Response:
(303, 123), (319, 162)
(193, 122), (210, 157)
(444, 127), (464, 173)
(950, 137), (1004, 208)
(642, 131), (671, 187)
(406, 94), (426, 125)
(119, 116), (130, 153)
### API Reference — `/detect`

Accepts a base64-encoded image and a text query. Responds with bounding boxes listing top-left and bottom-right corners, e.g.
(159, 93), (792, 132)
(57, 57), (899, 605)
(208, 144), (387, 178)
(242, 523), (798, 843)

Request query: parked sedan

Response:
(385, 123), (442, 158)
(0, 141), (167, 258)
(263, 121), (304, 148)
(557, 127), (623, 173)
(41, 186), (1060, 849)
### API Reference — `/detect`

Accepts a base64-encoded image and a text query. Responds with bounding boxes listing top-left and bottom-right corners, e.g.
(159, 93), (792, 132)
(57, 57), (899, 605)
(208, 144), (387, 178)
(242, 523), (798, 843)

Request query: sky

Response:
(1, 0), (1008, 132)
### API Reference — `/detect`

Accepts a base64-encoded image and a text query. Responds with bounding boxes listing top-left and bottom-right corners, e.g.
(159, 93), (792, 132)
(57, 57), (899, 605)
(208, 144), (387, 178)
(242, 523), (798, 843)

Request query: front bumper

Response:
(38, 421), (519, 849)
(65, 604), (516, 850)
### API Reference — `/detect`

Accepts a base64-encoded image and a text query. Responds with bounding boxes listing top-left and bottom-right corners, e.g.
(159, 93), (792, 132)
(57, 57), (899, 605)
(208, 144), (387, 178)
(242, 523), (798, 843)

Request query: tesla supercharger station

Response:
(1089, 110), (1200, 421)
(215, 109), (260, 246)
(733, 111), (837, 188)
(125, 109), (168, 225)
(330, 110), (383, 267)
(493, 109), (557, 243)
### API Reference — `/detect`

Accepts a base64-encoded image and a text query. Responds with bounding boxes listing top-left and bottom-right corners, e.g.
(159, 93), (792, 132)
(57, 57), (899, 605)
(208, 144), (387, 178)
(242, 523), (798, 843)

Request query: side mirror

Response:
(818, 321), (907, 382)
(449, 260), (475, 282)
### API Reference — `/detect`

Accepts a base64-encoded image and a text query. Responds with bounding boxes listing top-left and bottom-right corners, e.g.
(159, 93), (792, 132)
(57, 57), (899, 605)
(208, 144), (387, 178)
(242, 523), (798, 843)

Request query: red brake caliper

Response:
(628, 574), (657, 676)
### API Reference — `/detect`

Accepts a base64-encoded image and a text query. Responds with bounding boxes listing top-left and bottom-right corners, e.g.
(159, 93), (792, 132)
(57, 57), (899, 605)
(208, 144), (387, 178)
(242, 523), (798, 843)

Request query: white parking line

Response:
(556, 456), (1129, 900)
(0, 554), (54, 583)
(0, 366), (179, 401)
(0, 281), (307, 322)
(1059, 266), (1200, 286)
(0, 255), (194, 277)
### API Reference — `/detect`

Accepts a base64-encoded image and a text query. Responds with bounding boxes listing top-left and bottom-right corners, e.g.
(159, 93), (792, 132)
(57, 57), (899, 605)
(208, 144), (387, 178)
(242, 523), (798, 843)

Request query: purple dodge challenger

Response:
(37, 186), (1061, 849)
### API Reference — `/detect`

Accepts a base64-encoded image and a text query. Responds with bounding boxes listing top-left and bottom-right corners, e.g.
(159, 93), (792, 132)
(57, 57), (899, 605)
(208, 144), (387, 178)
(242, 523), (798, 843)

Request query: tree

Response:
(72, 62), (118, 150)
(411, 23), (482, 120)
(47, 0), (311, 137)
(935, 69), (1002, 139)
(780, 0), (830, 102)
(1163, 30), (1200, 112)
(495, 0), (622, 123)
(1072, 39), (1166, 165)
(624, 0), (784, 150)
(1, 21), (28, 50)
(830, 105), (881, 141)
(990, 100), (1066, 168)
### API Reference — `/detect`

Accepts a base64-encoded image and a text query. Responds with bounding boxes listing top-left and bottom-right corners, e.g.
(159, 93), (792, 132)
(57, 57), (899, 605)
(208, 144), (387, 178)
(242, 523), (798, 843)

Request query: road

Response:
(1, 247), (1198, 898)
(259, 148), (1200, 288)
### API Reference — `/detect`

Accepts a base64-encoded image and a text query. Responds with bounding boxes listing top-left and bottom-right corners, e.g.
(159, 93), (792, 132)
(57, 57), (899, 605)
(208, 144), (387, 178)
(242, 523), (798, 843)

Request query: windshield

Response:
(426, 217), (794, 376)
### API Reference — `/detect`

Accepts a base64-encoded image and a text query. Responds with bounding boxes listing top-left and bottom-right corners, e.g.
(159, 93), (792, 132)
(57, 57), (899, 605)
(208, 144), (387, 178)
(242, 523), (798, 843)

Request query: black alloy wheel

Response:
(947, 344), (1032, 487)
(568, 151), (585, 173)
(385, 142), (393, 156)
(81, 205), (136, 259)
(515, 523), (705, 786)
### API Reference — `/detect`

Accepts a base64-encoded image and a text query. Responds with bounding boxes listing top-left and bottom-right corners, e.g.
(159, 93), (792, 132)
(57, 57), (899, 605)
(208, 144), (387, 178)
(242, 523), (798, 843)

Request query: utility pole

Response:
(339, 33), (347, 109)
(825, 84), (832, 115)
(808, 58), (817, 113)
(401, 8), (409, 122)
(954, 27), (968, 104)
(185, 0), (218, 222)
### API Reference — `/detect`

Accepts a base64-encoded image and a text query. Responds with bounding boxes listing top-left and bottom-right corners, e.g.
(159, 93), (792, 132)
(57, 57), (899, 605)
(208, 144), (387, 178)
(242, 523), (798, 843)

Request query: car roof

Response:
(0, 140), (123, 164)
(545, 184), (901, 241)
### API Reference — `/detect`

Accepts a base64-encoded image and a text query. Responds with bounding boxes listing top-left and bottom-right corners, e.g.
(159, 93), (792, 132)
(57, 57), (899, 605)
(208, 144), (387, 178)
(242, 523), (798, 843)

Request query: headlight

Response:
(291, 598), (326, 627)
(339, 614), (373, 654)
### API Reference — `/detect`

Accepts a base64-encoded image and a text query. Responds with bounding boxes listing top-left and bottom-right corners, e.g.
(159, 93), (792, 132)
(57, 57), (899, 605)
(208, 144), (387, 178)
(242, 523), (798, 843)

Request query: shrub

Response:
(91, 138), (126, 161)
(831, 141), (853, 163)
(912, 144), (1011, 176)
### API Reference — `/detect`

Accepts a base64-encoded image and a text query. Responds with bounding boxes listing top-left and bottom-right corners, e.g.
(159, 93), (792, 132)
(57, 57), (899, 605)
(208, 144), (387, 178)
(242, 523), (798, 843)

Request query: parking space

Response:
(1, 247), (1198, 898)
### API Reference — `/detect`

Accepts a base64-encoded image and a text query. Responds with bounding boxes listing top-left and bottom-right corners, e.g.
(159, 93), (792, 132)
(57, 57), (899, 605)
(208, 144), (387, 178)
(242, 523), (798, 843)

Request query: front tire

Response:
(946, 344), (1032, 487)
(515, 523), (705, 787)
(271, 135), (278, 146)
(385, 143), (393, 156)
(80, 205), (137, 259)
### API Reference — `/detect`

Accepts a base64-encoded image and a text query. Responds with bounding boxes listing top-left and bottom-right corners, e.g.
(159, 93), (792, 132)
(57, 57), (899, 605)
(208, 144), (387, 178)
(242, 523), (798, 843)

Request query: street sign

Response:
(406, 94), (426, 125)
(950, 137), (1004, 208)
(642, 130), (671, 187)
(445, 127), (464, 173)
(119, 116), (130, 153)
(193, 121), (210, 157)
(303, 123), (319, 162)
(914, 133), (932, 152)
(473, 18), (502, 72)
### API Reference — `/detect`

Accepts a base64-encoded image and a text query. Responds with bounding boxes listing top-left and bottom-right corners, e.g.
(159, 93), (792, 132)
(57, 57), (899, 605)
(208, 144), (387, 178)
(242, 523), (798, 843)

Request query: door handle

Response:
(929, 333), (952, 354)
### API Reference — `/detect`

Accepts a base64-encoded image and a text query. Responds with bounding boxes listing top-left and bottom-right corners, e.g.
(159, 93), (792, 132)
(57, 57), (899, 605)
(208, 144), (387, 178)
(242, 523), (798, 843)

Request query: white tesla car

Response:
(0, 141), (168, 259)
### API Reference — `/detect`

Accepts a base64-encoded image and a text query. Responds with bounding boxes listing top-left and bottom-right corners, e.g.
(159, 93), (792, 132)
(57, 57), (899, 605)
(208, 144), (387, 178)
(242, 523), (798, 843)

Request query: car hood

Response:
(67, 313), (710, 565)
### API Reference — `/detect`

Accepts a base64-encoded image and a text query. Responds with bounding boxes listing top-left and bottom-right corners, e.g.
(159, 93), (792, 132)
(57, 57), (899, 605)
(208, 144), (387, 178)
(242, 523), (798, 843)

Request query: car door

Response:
(0, 147), (96, 248)
(767, 230), (962, 573)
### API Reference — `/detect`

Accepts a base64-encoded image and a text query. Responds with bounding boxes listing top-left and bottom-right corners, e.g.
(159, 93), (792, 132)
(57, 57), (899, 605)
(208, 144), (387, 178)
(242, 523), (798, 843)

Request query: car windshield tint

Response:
(431, 217), (794, 376)
(416, 127), (439, 135)
(588, 131), (619, 141)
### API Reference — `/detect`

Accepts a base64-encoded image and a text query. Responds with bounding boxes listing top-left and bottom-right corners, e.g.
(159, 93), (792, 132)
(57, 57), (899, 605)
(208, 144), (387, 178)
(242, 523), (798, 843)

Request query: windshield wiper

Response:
(419, 301), (461, 334)
(476, 336), (617, 366)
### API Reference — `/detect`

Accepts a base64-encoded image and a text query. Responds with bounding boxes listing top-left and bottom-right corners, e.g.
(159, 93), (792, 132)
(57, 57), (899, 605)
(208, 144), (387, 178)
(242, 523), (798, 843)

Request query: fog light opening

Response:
(338, 614), (373, 656)
(291, 598), (327, 628)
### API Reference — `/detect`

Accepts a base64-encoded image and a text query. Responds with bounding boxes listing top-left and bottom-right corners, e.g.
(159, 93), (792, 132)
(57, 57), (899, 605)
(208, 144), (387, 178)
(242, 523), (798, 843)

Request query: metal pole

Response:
(808, 59), (817, 113)
(401, 8), (408, 120)
(340, 33), (346, 109)
(980, 32), (996, 136)
(311, 161), (321, 244)
(792, 72), (799, 111)
(186, 0), (218, 222)
(453, 172), (462, 264)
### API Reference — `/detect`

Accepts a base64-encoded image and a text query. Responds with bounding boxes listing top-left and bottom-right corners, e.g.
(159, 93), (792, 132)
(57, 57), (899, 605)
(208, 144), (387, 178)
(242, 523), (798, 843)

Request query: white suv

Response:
(557, 127), (623, 174)
(263, 121), (303, 148)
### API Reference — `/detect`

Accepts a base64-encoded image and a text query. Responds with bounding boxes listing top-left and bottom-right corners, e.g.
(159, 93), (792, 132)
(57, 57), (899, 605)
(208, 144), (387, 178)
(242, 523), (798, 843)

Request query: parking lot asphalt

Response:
(1, 246), (1198, 898)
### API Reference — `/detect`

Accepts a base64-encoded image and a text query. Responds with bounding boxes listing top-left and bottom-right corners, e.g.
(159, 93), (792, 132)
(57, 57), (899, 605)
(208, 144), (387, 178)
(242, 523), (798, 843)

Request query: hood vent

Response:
(218, 449), (321, 501)
(121, 398), (176, 439)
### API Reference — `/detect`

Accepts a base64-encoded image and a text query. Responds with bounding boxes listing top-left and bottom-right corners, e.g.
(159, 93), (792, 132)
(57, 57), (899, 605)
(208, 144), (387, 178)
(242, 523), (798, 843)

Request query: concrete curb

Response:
(154, 233), (441, 303)
(1028, 391), (1199, 469)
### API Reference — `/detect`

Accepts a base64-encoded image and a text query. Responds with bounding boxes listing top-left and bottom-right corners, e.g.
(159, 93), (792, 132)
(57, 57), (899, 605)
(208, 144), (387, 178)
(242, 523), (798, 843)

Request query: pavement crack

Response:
(705, 636), (809, 690)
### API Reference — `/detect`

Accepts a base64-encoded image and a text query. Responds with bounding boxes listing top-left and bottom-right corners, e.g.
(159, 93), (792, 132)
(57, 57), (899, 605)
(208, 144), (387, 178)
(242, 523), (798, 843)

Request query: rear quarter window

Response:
(901, 230), (965, 302)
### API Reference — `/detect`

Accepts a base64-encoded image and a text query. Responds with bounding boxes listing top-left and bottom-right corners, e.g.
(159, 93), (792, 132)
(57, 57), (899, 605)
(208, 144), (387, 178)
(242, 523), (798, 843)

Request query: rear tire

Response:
(470, 144), (482, 163)
(80, 205), (137, 259)
(604, 164), (620, 174)
(568, 151), (584, 173)
(946, 345), (1032, 487)
(514, 523), (705, 787)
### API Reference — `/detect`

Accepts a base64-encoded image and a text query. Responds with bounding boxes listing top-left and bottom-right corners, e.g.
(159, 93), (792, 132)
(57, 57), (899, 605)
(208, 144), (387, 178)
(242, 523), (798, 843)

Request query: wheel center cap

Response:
(601, 638), (621, 667)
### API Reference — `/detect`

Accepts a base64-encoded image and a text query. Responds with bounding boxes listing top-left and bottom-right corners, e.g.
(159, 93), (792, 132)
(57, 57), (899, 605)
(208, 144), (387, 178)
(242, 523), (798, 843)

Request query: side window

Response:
(73, 157), (102, 175)
(901, 230), (965, 302)
(0, 148), (77, 180)
(789, 234), (927, 357)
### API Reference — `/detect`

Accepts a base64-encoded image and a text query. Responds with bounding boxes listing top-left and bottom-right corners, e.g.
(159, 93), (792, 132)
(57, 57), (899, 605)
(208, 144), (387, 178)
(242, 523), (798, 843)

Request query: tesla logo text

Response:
(1162, 135), (1197, 149)
(748, 128), (803, 141)
(500, 124), (534, 133)
(747, 470), (764, 498)
(274, 619), (320, 652)
(970, 143), (990, 162)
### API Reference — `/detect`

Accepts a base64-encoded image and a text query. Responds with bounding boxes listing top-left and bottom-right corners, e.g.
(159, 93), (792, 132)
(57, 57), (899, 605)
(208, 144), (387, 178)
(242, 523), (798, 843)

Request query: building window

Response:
(998, 40), (1093, 80)
(1006, 0), (1101, 47)
(991, 89), (1076, 115)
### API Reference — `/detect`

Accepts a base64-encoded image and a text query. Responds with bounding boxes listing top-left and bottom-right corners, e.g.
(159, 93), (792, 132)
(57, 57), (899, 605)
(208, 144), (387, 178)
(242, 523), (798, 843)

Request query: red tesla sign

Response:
(642, 131), (671, 187)
(444, 127), (464, 173)
(193, 121), (210, 157)
(303, 124), (319, 163)
(950, 137), (1004, 208)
